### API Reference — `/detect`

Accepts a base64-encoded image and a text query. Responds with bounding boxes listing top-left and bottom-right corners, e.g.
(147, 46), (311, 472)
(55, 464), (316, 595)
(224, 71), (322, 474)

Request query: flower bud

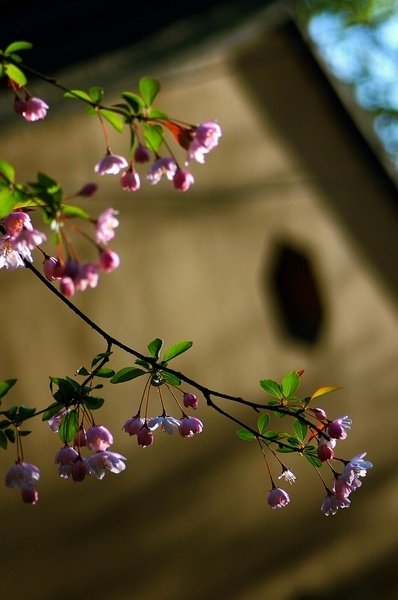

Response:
(71, 458), (88, 482)
(137, 426), (154, 448)
(78, 183), (98, 197)
(173, 169), (194, 191)
(134, 144), (151, 163)
(43, 256), (59, 281)
(99, 248), (120, 272)
(183, 393), (199, 409)
(21, 487), (39, 504)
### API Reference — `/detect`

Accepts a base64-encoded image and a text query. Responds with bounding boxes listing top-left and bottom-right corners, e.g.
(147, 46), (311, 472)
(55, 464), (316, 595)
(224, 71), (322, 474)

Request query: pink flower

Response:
(13, 227), (46, 251)
(55, 446), (79, 478)
(86, 451), (127, 479)
(134, 144), (151, 163)
(95, 152), (128, 175)
(186, 120), (221, 164)
(48, 407), (69, 432)
(60, 276), (75, 297)
(173, 169), (194, 191)
(99, 248), (120, 272)
(4, 211), (32, 236)
(120, 168), (140, 191)
(74, 263), (99, 291)
(137, 426), (154, 448)
(86, 425), (114, 452)
(18, 97), (49, 122)
(123, 416), (145, 436)
(43, 256), (60, 281)
(5, 462), (40, 488)
(148, 415), (180, 435)
(183, 393), (199, 409)
(340, 453), (373, 490)
(178, 416), (203, 438)
(95, 208), (119, 245)
(278, 467), (296, 485)
(147, 157), (177, 185)
(21, 487), (39, 504)
(334, 476), (352, 501)
(328, 416), (352, 440)
(321, 492), (350, 516)
(0, 235), (26, 269)
(267, 487), (290, 509)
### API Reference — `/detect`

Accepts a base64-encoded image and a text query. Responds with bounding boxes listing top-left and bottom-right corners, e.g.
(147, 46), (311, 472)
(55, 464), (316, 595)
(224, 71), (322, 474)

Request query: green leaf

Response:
(0, 431), (7, 449)
(0, 379), (17, 401)
(160, 371), (181, 386)
(148, 338), (163, 359)
(287, 437), (300, 446)
(100, 109), (124, 133)
(83, 396), (104, 410)
(64, 89), (93, 102)
(41, 402), (62, 421)
(257, 413), (270, 434)
(311, 386), (342, 400)
(139, 76), (161, 106)
(110, 367), (146, 384)
(262, 430), (279, 439)
(144, 123), (164, 152)
(0, 187), (18, 217)
(89, 86), (104, 103)
(94, 368), (115, 379)
(277, 445), (297, 453)
(163, 340), (193, 363)
(0, 420), (10, 429)
(4, 41), (33, 54)
(260, 379), (282, 399)
(91, 351), (112, 368)
(76, 367), (90, 376)
(18, 430), (32, 437)
(281, 371), (300, 398)
(58, 410), (79, 445)
(293, 419), (307, 443)
(5, 428), (15, 443)
(61, 205), (90, 219)
(135, 358), (151, 369)
(17, 406), (36, 421)
(148, 107), (169, 119)
(0, 160), (15, 183)
(304, 452), (323, 467)
(236, 428), (256, 441)
(4, 63), (27, 85)
(86, 105), (96, 116)
(121, 92), (145, 115)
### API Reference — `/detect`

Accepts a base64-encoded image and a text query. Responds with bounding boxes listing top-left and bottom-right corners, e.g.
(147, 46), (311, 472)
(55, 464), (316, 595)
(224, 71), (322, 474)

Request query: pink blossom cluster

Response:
(0, 211), (46, 270)
(308, 409), (373, 516)
(5, 461), (40, 505)
(51, 421), (126, 483)
(42, 207), (120, 298)
(123, 392), (202, 447)
(94, 120), (221, 193)
(321, 453), (373, 515)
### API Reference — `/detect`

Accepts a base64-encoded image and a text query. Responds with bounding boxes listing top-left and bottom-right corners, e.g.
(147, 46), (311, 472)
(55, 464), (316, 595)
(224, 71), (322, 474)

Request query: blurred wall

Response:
(0, 16), (397, 600)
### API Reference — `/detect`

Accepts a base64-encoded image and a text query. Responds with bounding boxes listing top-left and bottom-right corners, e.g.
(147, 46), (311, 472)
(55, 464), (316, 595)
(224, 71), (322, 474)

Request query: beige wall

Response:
(0, 21), (397, 600)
